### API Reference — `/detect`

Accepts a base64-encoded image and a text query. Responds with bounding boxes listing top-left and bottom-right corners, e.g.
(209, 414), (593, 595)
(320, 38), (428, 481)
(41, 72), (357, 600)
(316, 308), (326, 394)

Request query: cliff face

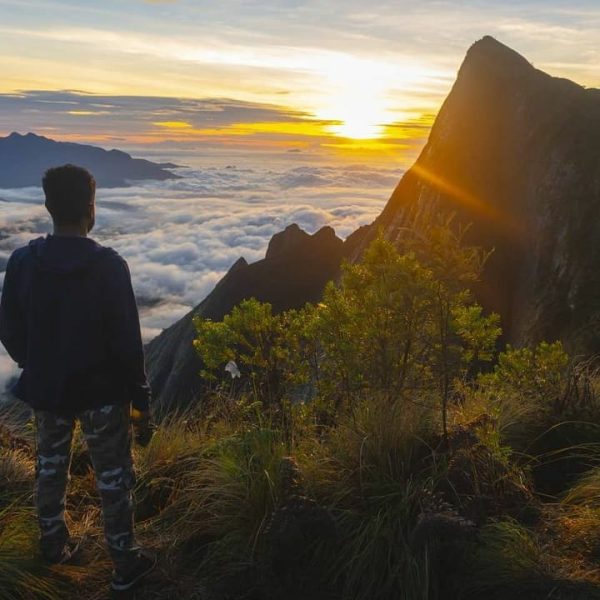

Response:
(146, 225), (346, 410)
(356, 36), (600, 353)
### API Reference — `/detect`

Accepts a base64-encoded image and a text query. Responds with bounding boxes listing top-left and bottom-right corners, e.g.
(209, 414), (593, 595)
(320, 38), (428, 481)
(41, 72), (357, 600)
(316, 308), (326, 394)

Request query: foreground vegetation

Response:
(1, 225), (600, 599)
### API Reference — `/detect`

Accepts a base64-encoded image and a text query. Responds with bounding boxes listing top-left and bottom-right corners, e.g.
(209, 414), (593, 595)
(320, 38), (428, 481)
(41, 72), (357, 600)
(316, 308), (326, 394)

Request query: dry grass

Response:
(1, 373), (600, 599)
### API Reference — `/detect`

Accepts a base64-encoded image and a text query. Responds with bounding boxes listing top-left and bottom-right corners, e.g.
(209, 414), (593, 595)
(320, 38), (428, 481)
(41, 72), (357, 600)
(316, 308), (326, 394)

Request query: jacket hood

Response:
(28, 235), (112, 275)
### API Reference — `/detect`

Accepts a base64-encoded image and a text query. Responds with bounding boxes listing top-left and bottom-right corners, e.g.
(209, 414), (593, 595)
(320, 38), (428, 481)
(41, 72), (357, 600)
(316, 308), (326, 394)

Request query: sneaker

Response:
(111, 549), (157, 592)
(42, 537), (84, 565)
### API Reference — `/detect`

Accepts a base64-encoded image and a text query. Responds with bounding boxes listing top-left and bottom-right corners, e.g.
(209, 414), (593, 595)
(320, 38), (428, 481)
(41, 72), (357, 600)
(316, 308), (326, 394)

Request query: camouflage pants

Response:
(34, 403), (139, 568)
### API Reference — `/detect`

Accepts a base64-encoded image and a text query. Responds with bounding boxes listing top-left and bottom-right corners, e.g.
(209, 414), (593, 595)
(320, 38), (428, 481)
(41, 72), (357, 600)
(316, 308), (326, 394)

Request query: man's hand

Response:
(131, 408), (155, 447)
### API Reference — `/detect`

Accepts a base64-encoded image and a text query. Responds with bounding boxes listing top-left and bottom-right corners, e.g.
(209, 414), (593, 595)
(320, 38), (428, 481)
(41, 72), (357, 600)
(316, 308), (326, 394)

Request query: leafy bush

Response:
(475, 343), (600, 494)
(194, 300), (307, 407)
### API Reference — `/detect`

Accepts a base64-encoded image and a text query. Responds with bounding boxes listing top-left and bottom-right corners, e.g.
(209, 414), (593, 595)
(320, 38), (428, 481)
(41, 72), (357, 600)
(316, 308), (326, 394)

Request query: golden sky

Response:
(1, 0), (599, 165)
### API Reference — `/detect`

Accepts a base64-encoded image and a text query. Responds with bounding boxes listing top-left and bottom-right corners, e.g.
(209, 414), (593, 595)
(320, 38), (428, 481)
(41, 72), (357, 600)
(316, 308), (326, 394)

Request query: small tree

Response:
(314, 238), (436, 405)
(313, 234), (500, 434)
(194, 299), (307, 407)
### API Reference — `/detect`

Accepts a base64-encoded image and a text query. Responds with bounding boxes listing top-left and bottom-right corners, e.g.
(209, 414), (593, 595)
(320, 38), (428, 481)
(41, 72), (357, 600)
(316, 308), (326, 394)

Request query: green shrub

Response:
(195, 235), (501, 438)
(194, 299), (308, 407)
(475, 343), (600, 494)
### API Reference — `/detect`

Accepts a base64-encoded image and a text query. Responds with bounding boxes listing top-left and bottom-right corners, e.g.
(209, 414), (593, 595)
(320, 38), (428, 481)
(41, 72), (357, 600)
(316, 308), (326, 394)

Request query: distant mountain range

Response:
(146, 36), (600, 411)
(0, 132), (179, 187)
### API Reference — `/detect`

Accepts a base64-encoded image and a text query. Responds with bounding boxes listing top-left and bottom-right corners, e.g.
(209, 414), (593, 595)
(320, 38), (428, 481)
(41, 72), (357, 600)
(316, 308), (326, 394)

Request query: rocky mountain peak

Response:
(360, 36), (600, 354)
(146, 224), (347, 410)
(462, 36), (533, 75)
(266, 224), (342, 260)
(227, 256), (249, 273)
(312, 225), (338, 243)
(266, 224), (308, 258)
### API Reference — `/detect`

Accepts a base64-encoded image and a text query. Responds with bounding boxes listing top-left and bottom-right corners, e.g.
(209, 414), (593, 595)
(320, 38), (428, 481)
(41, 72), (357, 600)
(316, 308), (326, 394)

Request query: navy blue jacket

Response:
(0, 234), (151, 414)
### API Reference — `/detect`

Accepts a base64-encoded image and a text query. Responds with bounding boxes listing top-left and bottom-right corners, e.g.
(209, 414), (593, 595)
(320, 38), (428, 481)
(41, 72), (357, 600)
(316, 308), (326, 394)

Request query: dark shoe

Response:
(42, 537), (83, 565)
(111, 549), (157, 592)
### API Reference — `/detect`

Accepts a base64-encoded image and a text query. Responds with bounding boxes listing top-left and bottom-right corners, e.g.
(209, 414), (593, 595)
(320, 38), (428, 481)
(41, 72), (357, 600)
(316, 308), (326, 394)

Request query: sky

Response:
(1, 0), (599, 164)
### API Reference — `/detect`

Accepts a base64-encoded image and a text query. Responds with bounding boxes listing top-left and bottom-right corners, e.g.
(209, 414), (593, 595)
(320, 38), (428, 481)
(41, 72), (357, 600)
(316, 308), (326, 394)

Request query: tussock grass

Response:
(455, 519), (549, 599)
(163, 427), (285, 564)
(563, 466), (600, 509)
(0, 449), (33, 502)
(0, 501), (64, 600)
(1, 370), (600, 599)
(309, 398), (439, 600)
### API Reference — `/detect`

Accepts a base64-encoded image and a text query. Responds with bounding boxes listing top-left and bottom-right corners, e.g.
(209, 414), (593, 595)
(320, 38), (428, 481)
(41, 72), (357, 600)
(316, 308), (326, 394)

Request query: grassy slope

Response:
(1, 367), (600, 600)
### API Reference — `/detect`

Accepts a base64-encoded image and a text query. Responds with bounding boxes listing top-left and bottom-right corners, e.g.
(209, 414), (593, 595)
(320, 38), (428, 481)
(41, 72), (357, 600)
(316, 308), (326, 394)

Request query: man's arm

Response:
(0, 254), (27, 367)
(104, 256), (151, 412)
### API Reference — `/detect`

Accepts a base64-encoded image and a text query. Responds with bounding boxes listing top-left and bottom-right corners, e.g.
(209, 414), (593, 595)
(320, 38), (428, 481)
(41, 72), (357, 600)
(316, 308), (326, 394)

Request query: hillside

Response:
(3, 229), (600, 600)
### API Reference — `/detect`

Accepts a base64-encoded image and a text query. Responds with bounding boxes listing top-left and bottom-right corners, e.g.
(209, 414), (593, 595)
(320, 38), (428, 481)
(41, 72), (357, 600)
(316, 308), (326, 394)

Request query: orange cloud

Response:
(153, 120), (193, 128)
(152, 119), (334, 138)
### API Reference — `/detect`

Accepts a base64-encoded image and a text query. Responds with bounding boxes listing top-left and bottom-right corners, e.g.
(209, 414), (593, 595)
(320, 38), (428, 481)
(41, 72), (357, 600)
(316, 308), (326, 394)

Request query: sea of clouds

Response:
(0, 149), (401, 392)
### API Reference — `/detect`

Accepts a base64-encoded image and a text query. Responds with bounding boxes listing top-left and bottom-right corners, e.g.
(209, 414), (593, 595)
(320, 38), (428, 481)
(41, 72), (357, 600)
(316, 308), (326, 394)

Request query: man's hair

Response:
(43, 164), (96, 224)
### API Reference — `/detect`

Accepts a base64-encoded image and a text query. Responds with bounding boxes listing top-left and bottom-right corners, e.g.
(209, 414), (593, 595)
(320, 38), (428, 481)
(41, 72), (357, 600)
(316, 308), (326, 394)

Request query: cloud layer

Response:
(0, 148), (399, 392)
(0, 92), (319, 140)
(2, 0), (598, 122)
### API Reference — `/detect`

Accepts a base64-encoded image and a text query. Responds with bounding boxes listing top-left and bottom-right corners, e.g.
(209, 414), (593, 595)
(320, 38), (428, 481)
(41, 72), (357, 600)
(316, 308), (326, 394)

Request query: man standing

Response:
(0, 164), (156, 591)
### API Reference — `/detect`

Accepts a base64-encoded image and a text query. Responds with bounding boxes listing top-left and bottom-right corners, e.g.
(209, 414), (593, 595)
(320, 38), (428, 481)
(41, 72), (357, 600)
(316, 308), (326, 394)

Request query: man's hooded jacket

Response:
(0, 234), (151, 414)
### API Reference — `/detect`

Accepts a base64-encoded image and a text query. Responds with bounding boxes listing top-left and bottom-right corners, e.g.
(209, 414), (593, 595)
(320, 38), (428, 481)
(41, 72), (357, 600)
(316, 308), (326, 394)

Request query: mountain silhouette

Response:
(147, 36), (600, 408)
(145, 225), (352, 409)
(352, 36), (600, 354)
(0, 132), (179, 188)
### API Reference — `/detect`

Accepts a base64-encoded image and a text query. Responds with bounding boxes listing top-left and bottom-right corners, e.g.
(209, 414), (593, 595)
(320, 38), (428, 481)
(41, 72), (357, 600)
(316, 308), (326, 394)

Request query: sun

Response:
(327, 98), (388, 139)
(313, 55), (402, 140)
(306, 53), (436, 141)
(325, 67), (391, 139)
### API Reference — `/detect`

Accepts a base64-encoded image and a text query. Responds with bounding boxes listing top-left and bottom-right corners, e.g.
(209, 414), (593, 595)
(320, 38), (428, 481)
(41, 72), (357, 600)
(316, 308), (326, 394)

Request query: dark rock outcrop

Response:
(146, 225), (346, 410)
(354, 36), (600, 354)
(0, 132), (179, 188)
(260, 457), (336, 599)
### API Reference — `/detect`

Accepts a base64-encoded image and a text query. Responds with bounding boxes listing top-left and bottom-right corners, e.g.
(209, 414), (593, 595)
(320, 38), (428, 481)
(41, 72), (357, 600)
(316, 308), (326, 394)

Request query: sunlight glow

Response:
(313, 55), (432, 140)
(67, 110), (110, 116)
(0, 22), (453, 153)
(410, 162), (523, 233)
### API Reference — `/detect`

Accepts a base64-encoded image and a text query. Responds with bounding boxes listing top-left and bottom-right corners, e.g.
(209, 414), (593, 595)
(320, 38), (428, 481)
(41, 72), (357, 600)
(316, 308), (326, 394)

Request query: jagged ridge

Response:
(146, 224), (348, 410)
